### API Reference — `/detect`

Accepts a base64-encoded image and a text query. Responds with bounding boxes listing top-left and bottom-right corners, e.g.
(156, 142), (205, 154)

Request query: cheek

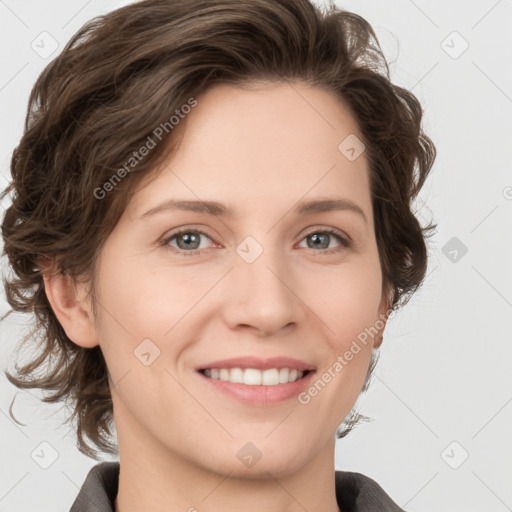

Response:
(309, 256), (383, 343)
(97, 247), (383, 344)
(93, 253), (220, 394)
(91, 254), (173, 384)
(96, 252), (198, 335)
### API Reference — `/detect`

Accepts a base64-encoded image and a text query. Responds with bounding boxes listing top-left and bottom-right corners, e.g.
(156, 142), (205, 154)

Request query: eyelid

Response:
(300, 226), (351, 244)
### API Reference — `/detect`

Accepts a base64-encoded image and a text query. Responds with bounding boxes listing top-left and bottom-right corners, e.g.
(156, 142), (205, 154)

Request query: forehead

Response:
(127, 81), (372, 222)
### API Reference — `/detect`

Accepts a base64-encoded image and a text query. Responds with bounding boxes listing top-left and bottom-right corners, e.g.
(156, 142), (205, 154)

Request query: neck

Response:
(114, 410), (341, 512)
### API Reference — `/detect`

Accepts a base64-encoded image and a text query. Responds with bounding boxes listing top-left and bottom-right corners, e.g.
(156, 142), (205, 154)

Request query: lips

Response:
(195, 356), (316, 372)
(196, 366), (316, 406)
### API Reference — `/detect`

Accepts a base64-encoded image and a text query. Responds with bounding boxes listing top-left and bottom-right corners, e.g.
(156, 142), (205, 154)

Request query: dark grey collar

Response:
(70, 462), (119, 512)
(70, 462), (405, 511)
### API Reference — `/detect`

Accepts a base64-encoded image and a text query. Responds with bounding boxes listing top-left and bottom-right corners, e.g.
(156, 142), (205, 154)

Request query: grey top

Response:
(69, 461), (405, 511)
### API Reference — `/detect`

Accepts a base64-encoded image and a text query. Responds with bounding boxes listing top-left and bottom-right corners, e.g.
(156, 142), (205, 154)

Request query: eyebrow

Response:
(139, 197), (368, 224)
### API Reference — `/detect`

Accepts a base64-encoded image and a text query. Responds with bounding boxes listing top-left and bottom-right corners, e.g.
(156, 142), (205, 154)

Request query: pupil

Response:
(179, 233), (200, 250)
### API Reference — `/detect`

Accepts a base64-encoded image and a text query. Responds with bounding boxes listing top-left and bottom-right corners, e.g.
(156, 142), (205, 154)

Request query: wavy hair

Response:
(1, 0), (436, 459)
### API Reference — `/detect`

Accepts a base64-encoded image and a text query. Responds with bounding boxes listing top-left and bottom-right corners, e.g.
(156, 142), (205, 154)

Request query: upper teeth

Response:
(203, 368), (304, 385)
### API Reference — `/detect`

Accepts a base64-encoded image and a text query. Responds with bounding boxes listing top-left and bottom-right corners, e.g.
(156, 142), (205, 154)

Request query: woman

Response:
(1, 0), (436, 510)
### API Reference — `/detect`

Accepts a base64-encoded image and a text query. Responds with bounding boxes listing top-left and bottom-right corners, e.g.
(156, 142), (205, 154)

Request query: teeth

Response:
(202, 367), (305, 385)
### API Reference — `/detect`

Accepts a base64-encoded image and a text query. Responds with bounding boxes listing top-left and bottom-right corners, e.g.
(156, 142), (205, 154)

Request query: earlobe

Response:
(374, 292), (391, 350)
(42, 270), (99, 349)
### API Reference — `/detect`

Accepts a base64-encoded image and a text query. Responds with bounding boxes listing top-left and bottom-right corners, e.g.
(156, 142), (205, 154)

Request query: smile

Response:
(197, 367), (316, 406)
(199, 367), (311, 385)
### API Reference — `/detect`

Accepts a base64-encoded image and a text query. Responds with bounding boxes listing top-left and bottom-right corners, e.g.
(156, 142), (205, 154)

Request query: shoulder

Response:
(70, 461), (119, 512)
(335, 470), (405, 512)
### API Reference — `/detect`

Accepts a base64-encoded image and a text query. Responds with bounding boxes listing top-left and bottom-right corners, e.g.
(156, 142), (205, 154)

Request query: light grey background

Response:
(1, 1), (511, 511)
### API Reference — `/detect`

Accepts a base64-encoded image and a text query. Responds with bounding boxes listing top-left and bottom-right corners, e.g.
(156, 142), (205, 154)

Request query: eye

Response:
(297, 228), (352, 254)
(162, 228), (216, 255)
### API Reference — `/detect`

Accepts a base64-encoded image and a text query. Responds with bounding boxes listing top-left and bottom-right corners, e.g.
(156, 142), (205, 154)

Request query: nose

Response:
(220, 244), (302, 337)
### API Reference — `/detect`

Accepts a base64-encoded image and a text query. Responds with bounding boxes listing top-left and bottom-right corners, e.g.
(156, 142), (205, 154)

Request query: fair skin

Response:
(44, 81), (389, 512)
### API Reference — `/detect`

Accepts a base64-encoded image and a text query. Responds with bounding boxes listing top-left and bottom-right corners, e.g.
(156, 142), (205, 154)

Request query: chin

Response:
(208, 437), (308, 479)
(214, 457), (303, 480)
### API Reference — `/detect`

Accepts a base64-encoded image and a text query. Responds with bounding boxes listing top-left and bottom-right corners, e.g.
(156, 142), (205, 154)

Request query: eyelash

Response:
(161, 227), (352, 256)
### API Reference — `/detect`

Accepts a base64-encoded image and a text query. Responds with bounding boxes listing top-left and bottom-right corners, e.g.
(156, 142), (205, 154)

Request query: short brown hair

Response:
(1, 0), (436, 459)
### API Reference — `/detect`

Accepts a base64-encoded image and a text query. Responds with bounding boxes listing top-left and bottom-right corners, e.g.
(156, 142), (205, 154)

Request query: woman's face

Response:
(89, 81), (388, 477)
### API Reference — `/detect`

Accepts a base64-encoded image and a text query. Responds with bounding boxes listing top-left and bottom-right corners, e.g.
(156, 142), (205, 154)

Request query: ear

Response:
(373, 289), (391, 350)
(40, 261), (99, 349)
